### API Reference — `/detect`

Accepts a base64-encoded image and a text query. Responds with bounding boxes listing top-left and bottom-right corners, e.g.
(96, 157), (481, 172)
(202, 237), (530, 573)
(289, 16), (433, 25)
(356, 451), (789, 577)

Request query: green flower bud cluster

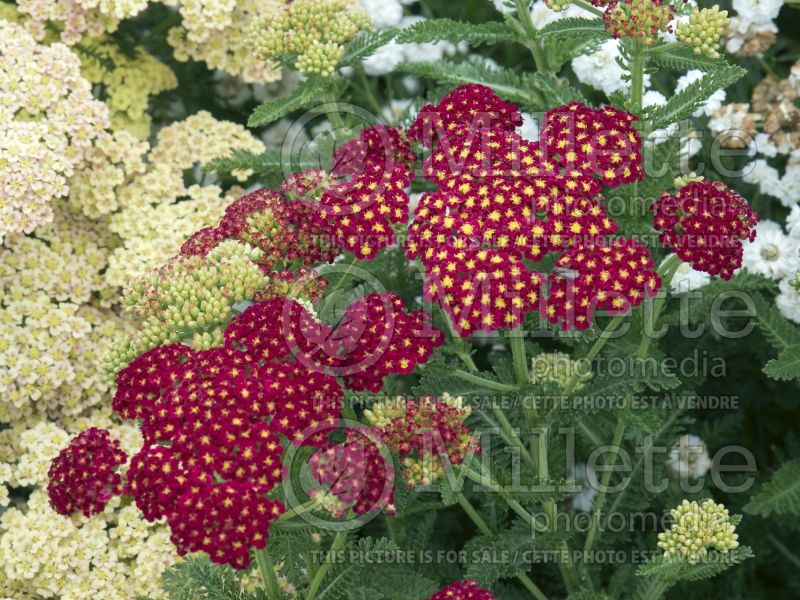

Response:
(252, 0), (372, 77)
(657, 499), (740, 564)
(403, 456), (445, 488)
(677, 6), (730, 59)
(530, 351), (592, 391)
(363, 397), (408, 430)
(544, 0), (573, 12)
(121, 240), (269, 357)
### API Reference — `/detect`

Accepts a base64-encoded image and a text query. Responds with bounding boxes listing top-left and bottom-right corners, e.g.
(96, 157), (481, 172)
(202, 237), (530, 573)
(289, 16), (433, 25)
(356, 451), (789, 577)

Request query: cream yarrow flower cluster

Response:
(0, 208), (132, 422)
(78, 37), (178, 138)
(657, 499), (740, 563)
(253, 0), (372, 77)
(168, 0), (284, 83)
(0, 20), (109, 240)
(103, 111), (264, 287)
(677, 6), (731, 59)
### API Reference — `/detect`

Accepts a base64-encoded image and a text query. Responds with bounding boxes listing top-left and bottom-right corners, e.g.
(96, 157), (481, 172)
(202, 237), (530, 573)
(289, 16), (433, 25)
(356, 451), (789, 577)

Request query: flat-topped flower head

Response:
(539, 102), (644, 187)
(657, 498), (740, 564)
(333, 125), (417, 177)
(310, 427), (396, 518)
(167, 480), (284, 569)
(48, 428), (128, 517)
(320, 164), (413, 260)
(429, 580), (496, 600)
(545, 238), (661, 330)
(333, 293), (444, 392)
(407, 84), (522, 147)
(653, 179), (759, 280)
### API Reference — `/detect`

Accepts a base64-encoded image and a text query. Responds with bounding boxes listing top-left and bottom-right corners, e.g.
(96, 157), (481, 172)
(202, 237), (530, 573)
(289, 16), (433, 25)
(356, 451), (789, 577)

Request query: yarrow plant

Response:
(2, 0), (799, 598)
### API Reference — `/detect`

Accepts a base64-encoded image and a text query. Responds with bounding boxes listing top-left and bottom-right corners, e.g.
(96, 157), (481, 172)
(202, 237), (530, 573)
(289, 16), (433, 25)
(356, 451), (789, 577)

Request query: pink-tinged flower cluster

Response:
(310, 427), (396, 518)
(180, 188), (338, 269)
(600, 0), (676, 43)
(334, 293), (444, 392)
(545, 239), (661, 330)
(653, 180), (759, 280)
(429, 580), (496, 600)
(365, 395), (477, 487)
(47, 428), (128, 517)
(404, 84), (655, 335)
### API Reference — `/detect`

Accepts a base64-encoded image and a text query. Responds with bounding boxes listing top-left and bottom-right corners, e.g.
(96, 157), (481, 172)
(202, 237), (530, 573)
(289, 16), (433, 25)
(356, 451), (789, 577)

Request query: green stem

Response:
(492, 405), (537, 469)
(509, 327), (529, 386)
(273, 498), (321, 527)
(581, 256), (681, 559)
(464, 468), (546, 532)
(457, 494), (549, 600)
(255, 546), (282, 599)
(452, 368), (518, 393)
(514, 0), (547, 71)
(355, 69), (384, 116)
(306, 531), (348, 600)
(318, 259), (357, 319)
(572, 0), (604, 16)
(631, 40), (646, 113)
(562, 315), (626, 395)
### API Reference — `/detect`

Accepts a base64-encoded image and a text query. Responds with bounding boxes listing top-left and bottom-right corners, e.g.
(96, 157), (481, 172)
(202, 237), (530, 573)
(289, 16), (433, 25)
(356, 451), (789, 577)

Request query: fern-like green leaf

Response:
(636, 547), (753, 584)
(753, 293), (800, 351)
(161, 556), (256, 600)
(248, 78), (347, 128)
(647, 65), (746, 130)
(341, 29), (399, 65)
(745, 457), (800, 517)
(647, 43), (731, 71)
(396, 19), (518, 46)
(395, 60), (536, 105)
(205, 149), (326, 186)
(763, 344), (800, 381)
(535, 17), (606, 40)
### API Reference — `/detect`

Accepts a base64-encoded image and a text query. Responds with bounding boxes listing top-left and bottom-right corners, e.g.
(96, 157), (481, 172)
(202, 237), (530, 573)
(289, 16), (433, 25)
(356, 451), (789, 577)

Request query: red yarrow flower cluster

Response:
(333, 124), (417, 176)
(48, 427), (128, 517)
(653, 179), (759, 280)
(545, 238), (661, 329)
(429, 580), (496, 600)
(333, 293), (444, 392)
(106, 298), (353, 567)
(310, 427), (396, 518)
(404, 85), (654, 335)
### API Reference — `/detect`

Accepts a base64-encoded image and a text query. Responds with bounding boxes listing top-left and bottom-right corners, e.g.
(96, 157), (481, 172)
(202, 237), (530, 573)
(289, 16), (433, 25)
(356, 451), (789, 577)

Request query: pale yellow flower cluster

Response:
(78, 36), (179, 138)
(0, 20), (109, 241)
(0, 418), (176, 599)
(0, 208), (133, 422)
(102, 110), (263, 287)
(167, 0), (284, 83)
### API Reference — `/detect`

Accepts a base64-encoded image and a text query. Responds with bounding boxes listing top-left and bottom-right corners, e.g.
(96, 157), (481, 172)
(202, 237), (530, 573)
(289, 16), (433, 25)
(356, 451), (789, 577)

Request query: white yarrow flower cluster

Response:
(742, 220), (800, 280)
